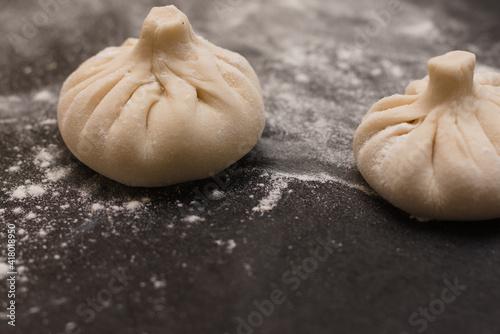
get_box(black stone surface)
[1,1,500,334]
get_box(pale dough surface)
[354,51,500,221]
[57,6,265,187]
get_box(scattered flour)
[27,306,41,315]
[0,118,18,124]
[273,170,377,196]
[251,169,377,214]
[91,203,105,211]
[214,239,237,254]
[381,60,404,78]
[64,322,77,332]
[252,177,289,213]
[7,165,20,172]
[124,201,142,210]
[243,263,252,276]
[295,72,310,83]
[13,207,23,214]
[225,239,237,254]
[27,185,46,197]
[35,148,54,168]
[210,190,225,200]
[46,168,70,182]
[153,279,167,289]
[40,119,58,126]
[399,21,440,40]
[11,186,27,199]
[33,90,56,103]
[10,184,46,199]
[183,215,205,223]
[0,263,9,279]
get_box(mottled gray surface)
[1,0,500,334]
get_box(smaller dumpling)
[353,51,500,221]
[57,6,265,187]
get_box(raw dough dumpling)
[353,51,500,221]
[58,6,265,187]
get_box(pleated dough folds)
[58,6,265,187]
[354,51,500,221]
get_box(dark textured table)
[1,1,500,333]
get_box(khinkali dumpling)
[353,51,500,221]
[57,6,265,187]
